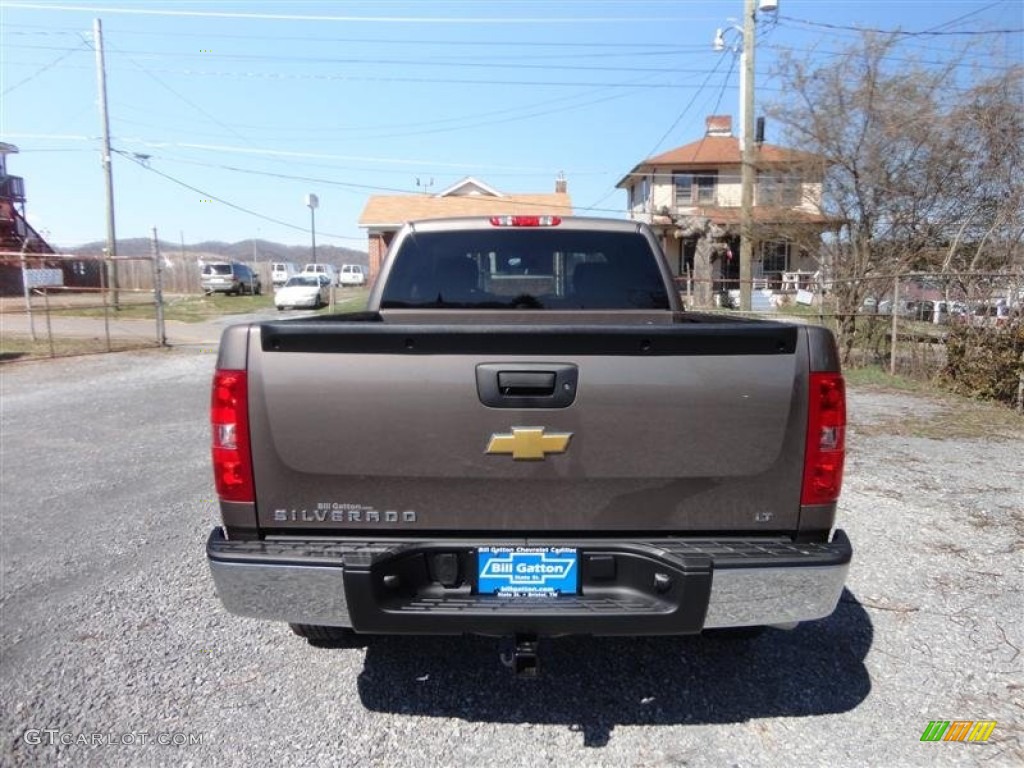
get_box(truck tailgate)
[247,320,809,533]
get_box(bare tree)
[769,33,1022,362]
[940,67,1024,300]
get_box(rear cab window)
[380,229,670,310]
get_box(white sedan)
[275,275,330,310]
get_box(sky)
[1,0,1021,251]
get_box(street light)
[306,193,319,264]
[714,0,777,311]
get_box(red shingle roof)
[617,137,823,187]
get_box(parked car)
[339,264,367,286]
[271,261,300,288]
[301,263,338,286]
[201,262,261,296]
[274,274,330,310]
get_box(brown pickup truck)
[206,215,850,675]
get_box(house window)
[673,172,717,206]
[631,177,650,210]
[758,170,802,206]
[760,241,790,274]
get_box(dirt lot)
[1,349,1022,767]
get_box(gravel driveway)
[1,349,1021,767]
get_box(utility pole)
[715,0,775,311]
[94,18,119,309]
[151,227,166,346]
[306,193,319,264]
[738,0,757,312]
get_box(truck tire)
[289,623,367,648]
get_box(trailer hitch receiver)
[500,634,540,679]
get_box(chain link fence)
[1,251,173,361]
[0,251,350,362]
[678,269,1024,410]
[4,255,1022,409]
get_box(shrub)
[942,319,1024,405]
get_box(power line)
[1,56,737,89]
[111,52,703,76]
[100,38,260,149]
[114,139,575,174]
[4,42,719,75]
[112,146,627,231]
[760,42,1019,73]
[1,39,90,96]
[921,1,1009,33]
[643,52,736,160]
[127,143,609,180]
[580,47,740,213]
[8,132,609,175]
[112,147,628,218]
[0,21,712,49]
[110,72,659,144]
[2,4,724,24]
[112,149,364,241]
[776,14,1023,37]
[33,63,738,90]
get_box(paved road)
[1,349,1021,767]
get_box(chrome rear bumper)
[207,530,851,633]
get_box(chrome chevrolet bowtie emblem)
[486,427,572,461]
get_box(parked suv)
[201,262,261,296]
[301,263,338,286]
[339,264,367,286]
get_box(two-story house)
[616,115,833,302]
[359,176,573,284]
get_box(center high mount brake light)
[489,216,562,227]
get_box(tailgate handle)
[477,363,578,409]
[497,371,556,397]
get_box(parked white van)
[271,262,300,288]
[301,263,338,286]
[339,264,367,286]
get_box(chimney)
[705,115,732,137]
[555,171,567,194]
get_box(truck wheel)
[289,624,367,648]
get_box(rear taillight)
[801,372,846,506]
[211,369,254,503]
[489,215,561,227]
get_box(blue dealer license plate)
[477,546,579,597]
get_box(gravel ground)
[1,348,1021,767]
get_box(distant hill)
[68,238,368,268]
